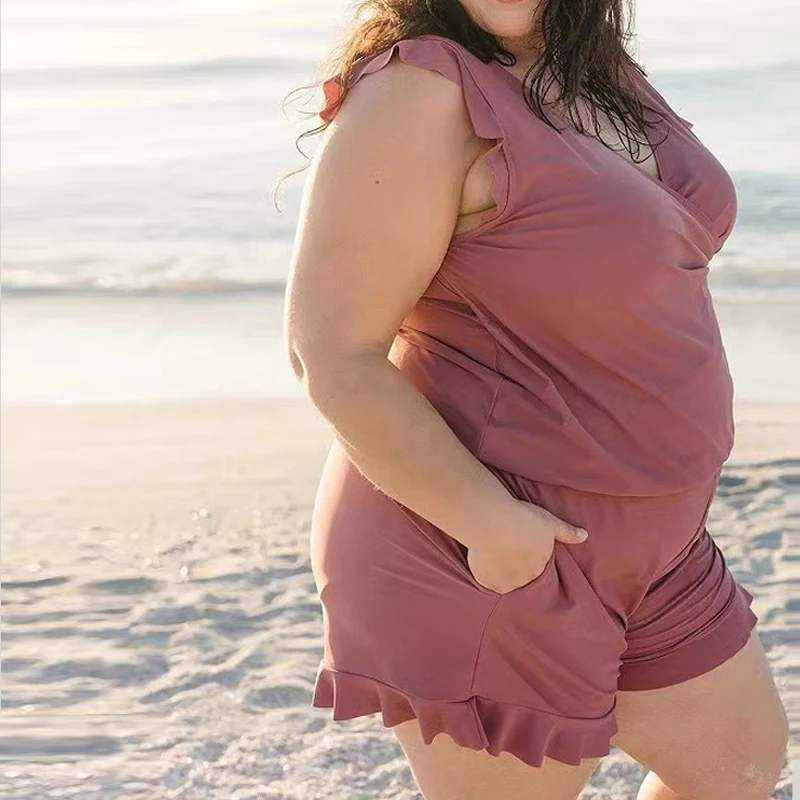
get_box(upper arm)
[285,59,475,378]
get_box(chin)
[465,0,539,41]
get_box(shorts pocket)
[454,539,558,598]
[387,493,557,598]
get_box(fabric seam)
[316,664,615,723]
[467,595,503,700]
[475,374,503,462]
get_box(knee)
[727,762,784,800]
[654,711,791,800]
[721,712,789,800]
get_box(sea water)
[2,0,799,403]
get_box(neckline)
[489,58,719,241]
[491,60,663,181]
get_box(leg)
[612,631,788,800]
[392,718,601,800]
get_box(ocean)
[2,0,799,403]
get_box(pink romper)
[310,34,759,768]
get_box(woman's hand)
[466,499,588,594]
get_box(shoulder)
[348,34,476,85]
[321,35,475,131]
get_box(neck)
[497,34,546,81]
[498,20,545,66]
[498,48,541,75]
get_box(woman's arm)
[285,59,586,589]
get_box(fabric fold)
[312,666,617,768]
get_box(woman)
[284,1,788,797]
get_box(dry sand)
[1,398,797,798]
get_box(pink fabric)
[311,35,756,769]
[311,443,757,767]
[313,669,617,767]
[321,33,739,496]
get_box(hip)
[311,438,722,622]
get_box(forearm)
[303,350,515,550]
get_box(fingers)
[553,522,588,544]
[541,508,588,544]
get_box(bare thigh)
[391,721,601,800]
[611,631,789,800]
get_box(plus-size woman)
[284,1,788,797]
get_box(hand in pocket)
[466,497,588,594]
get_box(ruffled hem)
[312,666,617,768]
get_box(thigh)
[392,718,601,800]
[617,527,760,693]
[611,631,789,800]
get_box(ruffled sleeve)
[320,74,345,126]
[318,34,513,242]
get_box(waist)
[391,332,734,496]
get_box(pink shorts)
[310,441,759,769]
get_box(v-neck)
[489,58,719,242]
[491,61,663,181]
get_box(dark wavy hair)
[273,0,666,209]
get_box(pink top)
[320,34,739,496]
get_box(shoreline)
[3,292,800,406]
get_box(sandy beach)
[0,397,796,798]
[2,0,798,795]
